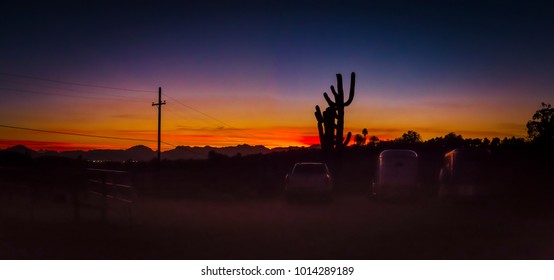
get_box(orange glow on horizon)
[0,85,538,151]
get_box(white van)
[372,149,418,197]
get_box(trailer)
[372,149,418,198]
[438,148,491,198]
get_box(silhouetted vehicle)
[438,148,491,199]
[372,149,419,198]
[285,162,333,199]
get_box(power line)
[164,105,252,145]
[161,141,176,147]
[162,94,257,142]
[0,78,151,101]
[162,93,283,146]
[0,72,154,93]
[163,94,236,127]
[0,124,159,143]
[0,87,147,102]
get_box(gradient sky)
[1,0,553,151]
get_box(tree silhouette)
[491,137,501,147]
[501,136,525,147]
[353,134,365,146]
[483,137,491,146]
[369,135,379,147]
[314,72,356,153]
[443,132,464,149]
[464,137,483,147]
[527,102,554,148]
[399,130,422,144]
[362,128,368,144]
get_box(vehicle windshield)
[294,164,327,174]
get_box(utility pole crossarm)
[152,87,166,162]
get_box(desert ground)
[1,187,553,259]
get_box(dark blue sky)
[3,1,554,92]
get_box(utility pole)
[152,87,166,162]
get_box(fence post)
[73,184,80,224]
[101,176,108,223]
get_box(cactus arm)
[330,85,339,99]
[323,92,335,107]
[336,73,344,96]
[343,132,352,146]
[344,72,355,106]
[315,105,324,123]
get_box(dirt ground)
[1,189,553,260]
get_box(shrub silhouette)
[527,102,553,152]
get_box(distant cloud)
[419,100,474,110]
[497,122,526,130]
[111,114,150,119]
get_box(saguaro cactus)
[314,72,356,152]
[315,105,336,152]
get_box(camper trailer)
[372,149,418,198]
[438,148,491,198]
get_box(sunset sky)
[1,1,553,151]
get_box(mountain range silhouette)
[0,144,314,161]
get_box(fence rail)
[84,168,138,222]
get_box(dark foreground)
[1,191,553,259]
